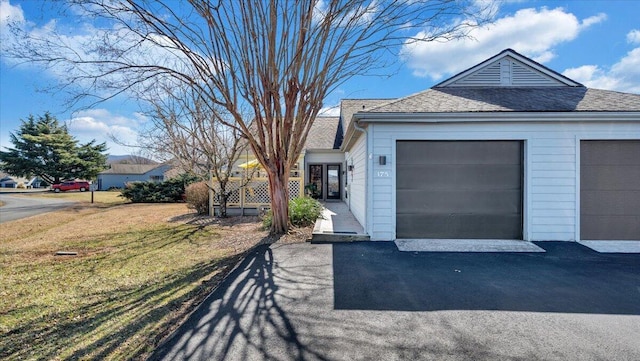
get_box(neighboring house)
[0,173,44,188]
[97,163,173,190]
[227,48,640,242]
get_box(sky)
[1,0,639,156]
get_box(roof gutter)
[354,111,640,123]
[340,118,368,152]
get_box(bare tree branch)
[4,0,495,232]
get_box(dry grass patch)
[17,191,127,205]
[0,203,280,360]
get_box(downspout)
[352,120,368,235]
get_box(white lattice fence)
[211,177,304,207]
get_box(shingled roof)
[363,87,640,113]
[304,116,343,150]
[100,163,167,175]
[340,98,394,130]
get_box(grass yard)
[0,202,273,360]
[22,190,128,205]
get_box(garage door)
[396,141,522,239]
[581,140,640,240]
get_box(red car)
[51,181,91,192]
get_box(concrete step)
[311,231,370,242]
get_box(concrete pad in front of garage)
[579,240,640,253]
[396,239,545,252]
[152,241,640,361]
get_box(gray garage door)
[581,140,640,240]
[396,141,522,239]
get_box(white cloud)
[563,47,640,93]
[0,0,26,60]
[627,29,640,44]
[67,109,142,155]
[0,0,24,28]
[581,13,607,28]
[1,1,197,95]
[0,0,24,27]
[401,7,606,80]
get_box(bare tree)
[135,83,252,217]
[4,0,494,233]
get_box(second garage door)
[396,141,523,239]
[581,140,640,240]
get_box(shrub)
[289,197,323,226]
[119,173,201,203]
[261,209,273,229]
[185,181,210,215]
[262,197,323,229]
[16,182,26,189]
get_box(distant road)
[0,194,76,223]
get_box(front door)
[308,164,341,201]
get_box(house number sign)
[376,171,390,177]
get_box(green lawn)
[0,203,267,360]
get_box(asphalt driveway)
[0,193,75,223]
[152,242,640,361]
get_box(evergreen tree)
[0,112,108,184]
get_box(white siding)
[367,121,640,241]
[305,151,344,164]
[345,134,367,230]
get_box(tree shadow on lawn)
[332,241,640,314]
[0,235,258,361]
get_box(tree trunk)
[266,168,290,234]
[219,191,228,218]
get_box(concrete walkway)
[312,202,368,241]
[579,240,640,253]
[396,239,546,253]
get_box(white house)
[221,49,639,243]
[339,48,640,242]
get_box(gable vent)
[447,57,565,87]
[511,62,559,86]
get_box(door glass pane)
[308,165,323,199]
[327,165,340,200]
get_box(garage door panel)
[397,141,522,165]
[581,141,640,165]
[581,166,640,190]
[397,214,522,239]
[581,216,640,240]
[581,140,640,240]
[581,191,640,215]
[397,190,521,214]
[397,164,522,190]
[396,140,523,239]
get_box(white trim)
[575,135,581,242]
[391,136,398,241]
[356,111,640,123]
[366,124,373,238]
[436,49,582,87]
[524,139,532,241]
